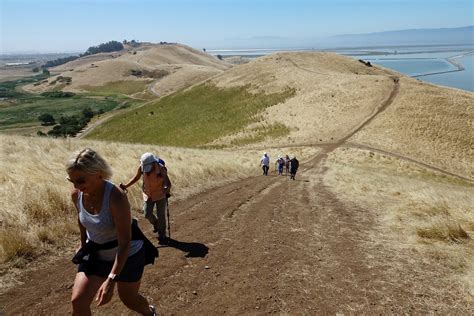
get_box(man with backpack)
[120,152,172,244]
[289,156,299,180]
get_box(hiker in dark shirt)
[289,156,299,180]
[284,155,290,174]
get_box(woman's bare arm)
[71,189,86,247]
[96,185,132,306]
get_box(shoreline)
[412,51,473,78]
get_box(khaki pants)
[143,197,167,238]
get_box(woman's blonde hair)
[65,148,113,179]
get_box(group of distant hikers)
[260,152,299,180]
[66,148,169,315]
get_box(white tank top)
[78,181,143,261]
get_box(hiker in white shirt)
[260,152,270,176]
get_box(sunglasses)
[66,176,87,185]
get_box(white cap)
[140,152,156,173]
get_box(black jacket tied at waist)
[72,219,158,265]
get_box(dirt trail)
[1,76,471,314]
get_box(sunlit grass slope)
[81,80,151,96]
[86,84,295,147]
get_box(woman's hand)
[96,278,115,306]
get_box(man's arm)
[120,166,142,190]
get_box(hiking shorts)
[77,246,145,282]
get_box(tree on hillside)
[82,107,94,119]
[82,41,124,56]
[38,113,56,126]
[43,56,79,69]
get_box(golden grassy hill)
[22,43,230,95]
[349,77,473,177]
[89,52,398,147]
[206,52,397,146]
[200,52,472,181]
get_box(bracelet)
[108,273,117,281]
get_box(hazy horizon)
[1,0,473,53]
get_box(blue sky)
[1,0,473,52]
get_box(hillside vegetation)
[88,52,397,147]
[87,84,295,147]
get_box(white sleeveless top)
[78,181,143,261]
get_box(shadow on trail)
[159,238,209,258]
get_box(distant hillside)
[324,26,474,47]
[23,43,230,97]
[87,52,396,147]
[87,51,473,177]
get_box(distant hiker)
[289,156,299,180]
[66,148,157,315]
[260,152,270,176]
[284,155,290,174]
[277,156,285,175]
[120,152,172,245]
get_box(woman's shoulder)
[109,183,129,205]
[70,189,81,211]
[70,188,80,200]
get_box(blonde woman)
[66,148,156,315]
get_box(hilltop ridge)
[22,43,230,96]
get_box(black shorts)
[78,246,145,282]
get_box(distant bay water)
[208,45,474,92]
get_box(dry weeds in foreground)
[0,134,317,268]
[323,147,474,303]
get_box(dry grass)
[150,64,224,97]
[0,134,317,266]
[81,80,151,95]
[207,52,395,146]
[350,77,474,177]
[323,147,474,298]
